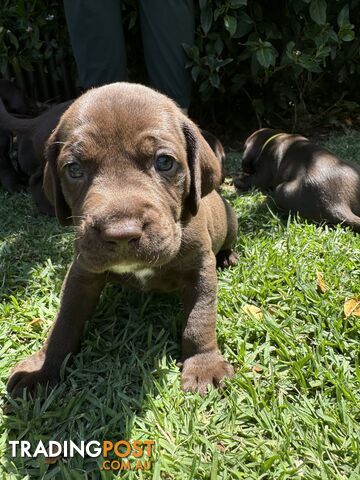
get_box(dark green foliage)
[189,0,360,128]
[0,0,77,99]
[0,1,359,126]
[0,1,65,75]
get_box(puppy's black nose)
[99,221,142,245]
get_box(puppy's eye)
[154,155,175,172]
[66,161,84,178]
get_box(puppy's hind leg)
[216,198,239,269]
[329,208,360,233]
[274,181,302,213]
[276,182,360,232]
[274,180,321,222]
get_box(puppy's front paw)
[181,351,234,396]
[233,173,251,191]
[216,249,238,269]
[7,350,59,398]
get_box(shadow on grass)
[0,190,73,298]
[226,187,286,239]
[0,189,187,477]
[3,284,184,478]
[0,188,192,477]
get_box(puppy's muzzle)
[76,216,147,271]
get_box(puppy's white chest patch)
[133,268,155,282]
[109,264,154,284]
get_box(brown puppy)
[7,83,238,397]
[0,100,72,214]
[235,128,360,231]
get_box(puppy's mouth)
[74,218,182,274]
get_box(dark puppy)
[235,128,360,231]
[201,129,226,183]
[0,79,38,115]
[0,80,39,192]
[7,83,238,397]
[0,100,72,214]
[0,130,21,193]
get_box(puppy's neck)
[260,133,285,154]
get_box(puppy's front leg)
[7,262,106,397]
[181,254,234,395]
[233,173,255,191]
[234,170,272,191]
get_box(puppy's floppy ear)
[200,128,225,183]
[43,130,72,226]
[183,121,222,216]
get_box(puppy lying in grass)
[235,128,360,232]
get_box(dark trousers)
[63,0,194,108]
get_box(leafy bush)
[0,1,65,74]
[0,0,359,128]
[0,0,141,101]
[187,0,360,128]
[0,0,76,100]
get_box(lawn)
[0,132,359,479]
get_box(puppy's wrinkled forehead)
[60,83,184,159]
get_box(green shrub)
[0,1,66,74]
[0,0,76,99]
[0,0,359,127]
[187,0,360,128]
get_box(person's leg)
[63,0,127,89]
[138,0,194,110]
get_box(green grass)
[1,132,360,479]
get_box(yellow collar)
[260,133,284,153]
